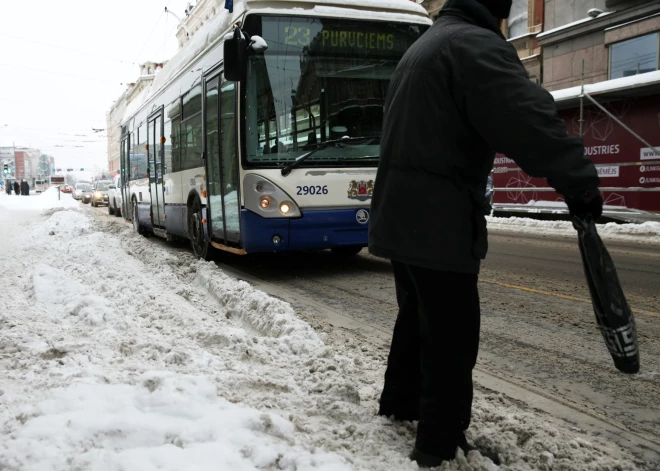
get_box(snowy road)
[211,233,660,466]
[1,193,655,470]
[86,200,660,467]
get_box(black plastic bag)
[573,216,640,374]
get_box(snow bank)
[194,261,324,355]
[4,373,349,471]
[0,204,643,470]
[487,216,660,244]
[0,188,77,222]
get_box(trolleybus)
[119,0,430,258]
[50,175,66,189]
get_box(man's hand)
[566,189,604,220]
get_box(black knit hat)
[476,0,513,18]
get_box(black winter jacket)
[368,0,599,274]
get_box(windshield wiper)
[280,136,379,177]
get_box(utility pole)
[579,60,585,137]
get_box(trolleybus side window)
[168,100,180,172]
[163,120,172,175]
[131,125,147,180]
[147,120,155,178]
[179,84,203,171]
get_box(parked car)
[81,186,94,204]
[72,183,91,200]
[108,174,123,217]
[90,180,111,207]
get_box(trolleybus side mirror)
[224,29,247,82]
[248,35,268,54]
[224,30,268,81]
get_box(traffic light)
[2,164,8,175]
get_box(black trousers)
[380,262,480,456]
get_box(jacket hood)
[438,0,506,40]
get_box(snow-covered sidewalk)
[0,192,642,470]
[487,215,660,245]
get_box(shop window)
[610,33,659,80]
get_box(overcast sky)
[0,0,193,173]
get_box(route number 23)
[285,27,311,47]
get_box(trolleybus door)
[219,81,240,242]
[148,112,165,227]
[120,135,131,218]
[204,75,241,244]
[205,76,225,241]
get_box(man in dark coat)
[369,0,603,466]
[13,181,20,196]
[21,180,29,196]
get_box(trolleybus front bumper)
[241,208,369,253]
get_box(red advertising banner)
[14,151,26,180]
[492,94,660,211]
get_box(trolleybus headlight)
[244,174,301,218]
[272,235,282,245]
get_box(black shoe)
[409,447,454,468]
[410,443,500,467]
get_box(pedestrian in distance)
[368,0,603,467]
[13,181,20,196]
[5,181,11,195]
[21,179,30,196]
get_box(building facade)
[106,62,165,176]
[488,0,660,212]
[1,146,44,184]
[176,0,226,49]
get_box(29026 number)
[297,185,328,196]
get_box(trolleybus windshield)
[243,15,426,168]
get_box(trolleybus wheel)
[331,246,363,256]
[189,197,209,260]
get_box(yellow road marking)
[481,279,659,318]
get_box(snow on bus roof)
[123,0,430,125]
[247,0,429,16]
[551,70,660,102]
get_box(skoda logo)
[356,209,369,224]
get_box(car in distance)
[108,174,123,217]
[90,180,111,207]
[72,183,91,200]
[81,185,94,204]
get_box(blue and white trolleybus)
[119,0,430,258]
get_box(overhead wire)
[0,32,140,66]
[0,63,121,84]
[134,10,166,64]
